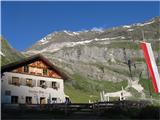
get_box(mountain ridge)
[1,17,160,103]
[25,17,159,54]
[23,16,160,103]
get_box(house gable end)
[1,55,67,79]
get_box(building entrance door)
[40,97,46,104]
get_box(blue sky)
[1,1,159,51]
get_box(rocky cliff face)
[25,17,159,80]
[24,17,160,102]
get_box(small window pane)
[52,82,58,89]
[26,79,33,87]
[52,98,57,103]
[43,69,47,75]
[12,77,20,86]
[40,80,46,88]
[26,96,32,104]
[5,90,11,96]
[24,65,29,73]
[11,96,18,104]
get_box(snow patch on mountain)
[26,35,127,54]
[123,25,131,28]
[108,36,126,40]
[127,29,134,32]
[63,30,75,36]
[136,20,155,27]
[63,30,80,36]
[26,37,116,54]
[73,32,80,35]
[91,27,104,32]
[94,36,125,41]
[39,38,49,45]
[30,35,127,54]
[38,33,56,45]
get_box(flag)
[140,41,160,93]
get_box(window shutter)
[45,81,48,88]
[50,81,52,88]
[33,79,36,87]
[37,80,40,87]
[57,82,60,89]
[21,78,26,86]
[8,76,12,84]
[47,81,51,88]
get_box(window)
[52,98,57,103]
[11,96,18,104]
[5,90,11,96]
[24,65,29,73]
[26,96,32,104]
[40,97,46,104]
[12,77,20,86]
[26,79,33,87]
[40,80,46,88]
[52,82,58,89]
[43,69,47,75]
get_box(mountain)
[1,37,24,66]
[26,17,159,54]
[19,17,160,103]
[24,17,160,103]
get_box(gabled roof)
[1,54,68,80]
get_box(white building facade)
[1,55,67,104]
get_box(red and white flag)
[140,41,160,93]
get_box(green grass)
[150,41,160,51]
[72,74,128,92]
[88,40,160,52]
[106,41,140,50]
[1,37,24,66]
[134,57,145,62]
[64,84,98,103]
[139,78,160,105]
[139,78,157,97]
[127,87,141,99]
[104,65,130,76]
[64,74,128,103]
[64,73,160,104]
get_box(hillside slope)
[1,37,24,66]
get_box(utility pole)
[142,30,145,41]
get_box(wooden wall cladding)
[29,61,48,69]
[11,60,62,79]
[48,70,61,79]
[12,67,23,73]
